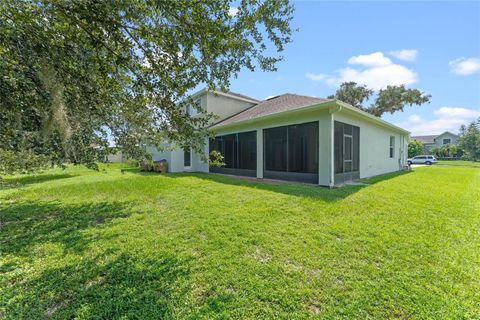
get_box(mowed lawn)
[1,163,479,319]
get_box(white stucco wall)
[147,144,171,163]
[148,91,256,173]
[333,109,409,179]
[205,92,256,124]
[106,152,126,163]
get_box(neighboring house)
[106,151,126,163]
[411,131,459,151]
[147,89,410,186]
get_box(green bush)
[0,149,50,174]
[408,139,423,158]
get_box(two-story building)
[147,88,410,187]
[411,131,459,151]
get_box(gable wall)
[205,92,257,123]
[434,132,459,147]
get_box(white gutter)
[335,100,410,135]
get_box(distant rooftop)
[412,131,459,144]
[411,135,437,144]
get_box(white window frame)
[187,98,201,117]
[184,147,192,169]
[443,138,451,145]
[389,136,395,158]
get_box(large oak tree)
[0,0,294,172]
[328,82,431,117]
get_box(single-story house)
[148,89,410,187]
[411,131,459,151]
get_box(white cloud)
[449,57,480,75]
[434,106,480,118]
[333,64,417,90]
[228,7,239,16]
[389,49,418,62]
[395,107,480,135]
[305,72,327,81]
[306,51,418,90]
[347,52,392,67]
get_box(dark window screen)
[334,122,344,174]
[184,148,191,167]
[264,126,287,171]
[209,136,223,161]
[334,121,360,174]
[222,134,236,168]
[344,136,352,161]
[264,122,318,173]
[238,131,257,170]
[288,122,318,173]
[210,131,256,170]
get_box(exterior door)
[343,134,353,181]
[334,121,360,184]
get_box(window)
[443,138,451,145]
[184,147,191,167]
[186,99,201,116]
[288,122,319,173]
[264,122,318,173]
[264,126,287,171]
[209,131,257,170]
[237,131,257,170]
[389,136,395,158]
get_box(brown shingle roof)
[212,93,332,128]
[411,135,437,144]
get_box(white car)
[407,155,438,165]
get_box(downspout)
[329,102,342,188]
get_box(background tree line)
[408,117,480,161]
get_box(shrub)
[0,149,50,174]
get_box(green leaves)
[371,85,431,117]
[331,82,431,117]
[0,0,294,170]
[458,118,480,161]
[408,140,423,158]
[328,82,373,110]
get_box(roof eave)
[335,100,410,135]
[211,98,410,136]
[190,88,259,104]
[211,100,336,130]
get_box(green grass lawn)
[1,164,479,319]
[437,160,480,168]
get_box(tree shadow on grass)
[0,174,76,190]
[166,170,412,202]
[3,253,191,319]
[0,200,131,257]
